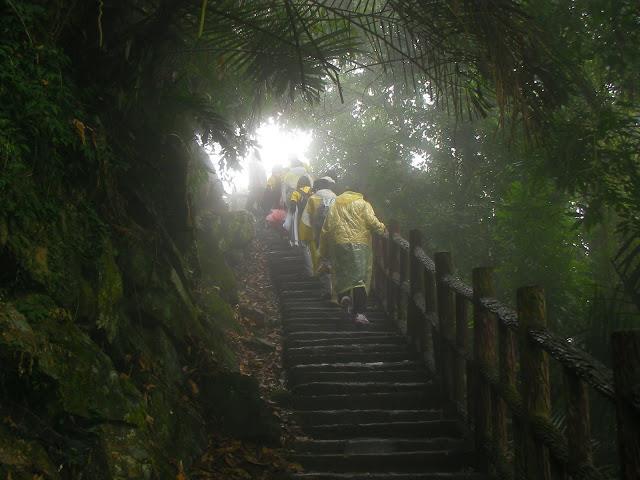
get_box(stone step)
[282,307,344,316]
[292,437,471,455]
[280,301,342,309]
[270,267,310,276]
[287,343,411,355]
[277,279,321,287]
[280,290,334,298]
[285,331,408,341]
[282,318,392,328]
[267,235,483,480]
[280,294,379,305]
[303,419,461,440]
[288,360,427,373]
[289,368,430,385]
[282,309,387,318]
[270,254,304,260]
[284,323,396,333]
[281,302,338,310]
[278,284,324,292]
[290,473,487,480]
[292,381,434,396]
[292,449,475,473]
[286,335,407,348]
[271,270,316,277]
[293,391,441,410]
[296,409,444,427]
[287,351,416,365]
[280,308,389,321]
[282,314,390,323]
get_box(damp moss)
[9,295,145,422]
[97,239,124,342]
[0,424,59,480]
[218,210,256,252]
[0,216,8,247]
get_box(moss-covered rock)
[0,13,274,478]
[199,288,238,332]
[97,239,125,342]
[98,424,154,480]
[0,424,59,480]
[0,298,163,477]
[0,216,8,247]
[195,216,238,301]
[218,210,256,253]
[4,296,145,422]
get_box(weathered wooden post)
[496,308,517,465]
[472,267,497,471]
[611,330,640,480]
[408,230,424,350]
[386,221,400,320]
[564,371,592,471]
[435,252,456,406]
[372,234,382,300]
[454,293,468,415]
[398,245,409,332]
[518,286,551,480]
[424,264,438,374]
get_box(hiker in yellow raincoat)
[319,189,385,324]
[281,158,310,207]
[286,175,313,272]
[263,165,285,210]
[300,177,337,298]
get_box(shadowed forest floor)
[187,224,303,480]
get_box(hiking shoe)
[340,296,353,323]
[340,296,352,312]
[354,314,370,325]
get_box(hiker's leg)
[319,272,332,299]
[352,287,367,315]
[301,242,313,276]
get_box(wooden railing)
[371,223,640,480]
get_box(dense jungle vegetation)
[0,0,638,478]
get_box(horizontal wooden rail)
[528,328,617,404]
[371,226,640,480]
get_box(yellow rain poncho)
[319,191,385,294]
[285,185,311,245]
[300,189,336,272]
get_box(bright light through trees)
[209,118,313,193]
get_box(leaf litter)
[186,225,304,479]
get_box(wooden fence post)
[408,230,424,351]
[518,286,551,480]
[472,267,497,471]
[372,234,383,300]
[564,371,592,471]
[435,252,456,406]
[611,330,640,480]
[455,293,468,416]
[386,220,400,321]
[496,308,517,467]
[424,266,437,374]
[398,246,409,332]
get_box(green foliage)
[4,296,145,421]
[492,180,589,331]
[296,67,623,335]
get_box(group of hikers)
[250,156,386,326]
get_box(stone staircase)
[266,232,488,480]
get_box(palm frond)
[180,0,570,128]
